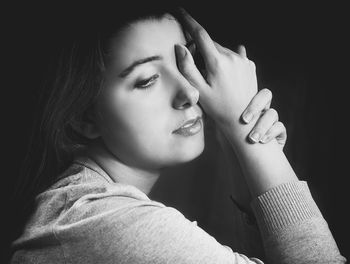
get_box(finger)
[237,45,247,58]
[248,108,279,143]
[175,44,209,92]
[260,121,287,148]
[213,41,250,61]
[213,41,238,56]
[178,8,220,72]
[241,88,273,123]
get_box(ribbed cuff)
[251,181,322,238]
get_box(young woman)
[10,5,346,264]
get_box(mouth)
[172,116,203,137]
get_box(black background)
[4,1,349,262]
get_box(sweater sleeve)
[251,180,346,264]
[54,191,263,264]
[53,181,346,264]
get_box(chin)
[170,141,205,165]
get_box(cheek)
[94,85,205,168]
[96,97,181,168]
[96,91,172,148]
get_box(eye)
[134,74,160,89]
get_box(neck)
[86,139,161,196]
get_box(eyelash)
[133,42,194,90]
[134,74,160,89]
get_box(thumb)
[175,44,209,93]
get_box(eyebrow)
[117,40,195,78]
[118,56,163,78]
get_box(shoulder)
[25,156,164,231]
[53,184,234,264]
[44,156,165,216]
[49,161,217,263]
[16,157,251,263]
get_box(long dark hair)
[10,2,182,246]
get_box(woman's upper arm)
[54,197,262,264]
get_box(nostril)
[173,89,199,110]
[182,102,192,109]
[174,99,191,110]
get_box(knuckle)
[181,60,192,73]
[189,89,199,103]
[213,55,221,67]
[214,56,225,71]
[227,51,237,61]
[248,60,256,70]
[194,27,208,41]
[277,121,286,130]
[272,121,285,133]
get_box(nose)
[172,78,199,110]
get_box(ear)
[71,113,100,140]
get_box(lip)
[172,116,202,136]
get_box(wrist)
[217,118,298,197]
[217,115,255,148]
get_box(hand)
[176,9,297,199]
[216,89,287,211]
[176,9,258,133]
[241,88,287,149]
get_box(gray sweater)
[11,156,346,263]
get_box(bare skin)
[80,15,288,198]
[176,9,298,197]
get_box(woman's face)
[94,15,205,170]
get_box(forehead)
[108,15,186,71]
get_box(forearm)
[220,118,346,263]
[219,117,298,198]
[251,181,347,264]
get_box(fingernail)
[175,44,187,60]
[242,112,253,123]
[249,131,260,142]
[260,135,269,143]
